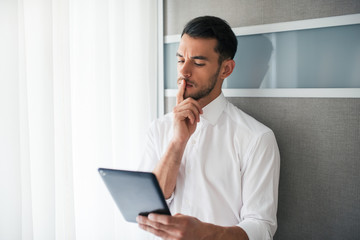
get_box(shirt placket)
[181,122,204,213]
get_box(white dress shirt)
[140,93,280,240]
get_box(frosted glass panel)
[164,24,360,89]
[164,42,179,89]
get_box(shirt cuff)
[165,192,174,205]
[237,220,271,240]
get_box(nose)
[178,60,192,78]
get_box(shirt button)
[192,139,196,145]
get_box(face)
[176,34,223,105]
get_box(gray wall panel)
[164,0,360,35]
[165,96,360,239]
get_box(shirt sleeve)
[137,120,160,172]
[165,192,175,205]
[238,131,280,240]
[138,120,175,207]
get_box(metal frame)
[159,13,360,101]
[157,0,164,116]
[164,13,360,43]
[165,89,360,98]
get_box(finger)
[174,109,197,125]
[137,215,178,239]
[176,79,185,105]
[137,214,174,229]
[174,101,202,122]
[148,213,174,225]
[138,223,173,239]
[180,98,203,115]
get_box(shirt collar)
[200,92,227,126]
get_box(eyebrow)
[176,52,209,61]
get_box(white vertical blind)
[0,0,158,239]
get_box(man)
[137,16,280,240]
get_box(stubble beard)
[181,66,221,101]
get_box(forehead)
[177,34,218,58]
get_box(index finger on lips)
[176,79,185,105]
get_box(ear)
[220,59,235,79]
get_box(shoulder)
[151,112,173,129]
[147,112,174,139]
[223,100,273,137]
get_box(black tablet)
[98,168,171,222]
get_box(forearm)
[153,139,187,198]
[203,223,249,240]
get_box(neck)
[198,89,222,108]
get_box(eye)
[194,62,205,67]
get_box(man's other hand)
[137,213,207,240]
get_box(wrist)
[169,138,188,154]
[201,223,249,240]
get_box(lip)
[185,83,193,88]
[177,78,195,88]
